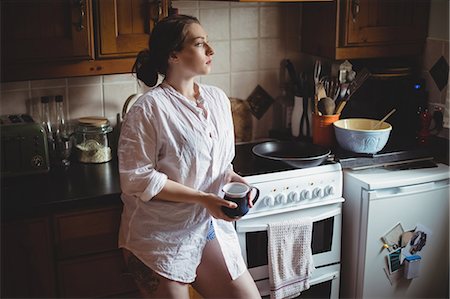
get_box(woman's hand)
[199,193,240,222]
[226,170,255,208]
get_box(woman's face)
[172,23,214,76]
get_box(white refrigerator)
[341,163,449,298]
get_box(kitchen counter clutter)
[1,136,448,221]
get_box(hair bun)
[133,49,159,87]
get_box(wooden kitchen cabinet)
[1,218,57,298]
[301,0,430,59]
[1,0,94,63]
[1,0,169,82]
[54,206,138,298]
[96,0,165,58]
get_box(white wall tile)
[201,73,230,96]
[260,6,283,38]
[103,73,136,84]
[68,76,102,86]
[200,8,230,41]
[178,8,199,18]
[231,39,258,72]
[258,69,280,98]
[230,71,258,99]
[423,38,444,71]
[68,85,103,120]
[199,1,229,9]
[0,90,29,115]
[230,7,258,39]
[1,81,29,91]
[210,40,230,74]
[259,38,285,70]
[172,1,198,10]
[30,78,66,89]
[103,82,137,125]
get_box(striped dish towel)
[268,218,314,299]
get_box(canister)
[74,116,112,163]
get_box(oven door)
[235,202,342,297]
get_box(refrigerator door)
[358,180,449,298]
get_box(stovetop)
[234,139,436,175]
[233,141,295,176]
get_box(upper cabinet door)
[1,0,94,63]
[96,0,165,59]
[344,0,429,46]
[301,0,429,60]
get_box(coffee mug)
[221,182,260,218]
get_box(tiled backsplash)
[0,1,302,140]
[422,37,449,138]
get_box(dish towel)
[268,218,315,299]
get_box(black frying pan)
[252,141,331,168]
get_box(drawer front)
[54,207,121,258]
[58,250,137,298]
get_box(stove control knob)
[275,193,287,205]
[288,191,299,202]
[313,187,323,198]
[300,190,311,200]
[264,195,275,207]
[324,185,334,196]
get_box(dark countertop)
[1,158,122,221]
[2,136,448,222]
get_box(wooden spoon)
[373,108,396,129]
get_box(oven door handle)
[310,270,340,285]
[236,207,341,233]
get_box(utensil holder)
[312,113,340,147]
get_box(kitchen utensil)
[318,97,336,116]
[252,141,331,168]
[285,59,302,96]
[299,73,311,138]
[333,118,392,154]
[291,96,303,137]
[334,68,371,114]
[313,60,322,114]
[373,108,396,129]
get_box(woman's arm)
[154,179,238,221]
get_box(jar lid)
[76,116,112,134]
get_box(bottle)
[54,95,71,167]
[41,96,56,164]
[40,96,53,138]
[55,95,67,139]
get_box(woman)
[118,14,261,299]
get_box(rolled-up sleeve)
[118,102,167,202]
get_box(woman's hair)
[133,14,200,87]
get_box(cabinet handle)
[352,0,360,23]
[74,0,85,31]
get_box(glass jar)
[74,117,113,163]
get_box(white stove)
[233,142,344,298]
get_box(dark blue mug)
[221,182,259,218]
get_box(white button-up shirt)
[118,83,247,283]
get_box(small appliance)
[1,114,50,177]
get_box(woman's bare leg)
[192,238,261,299]
[123,249,190,299]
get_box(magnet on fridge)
[404,255,421,279]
